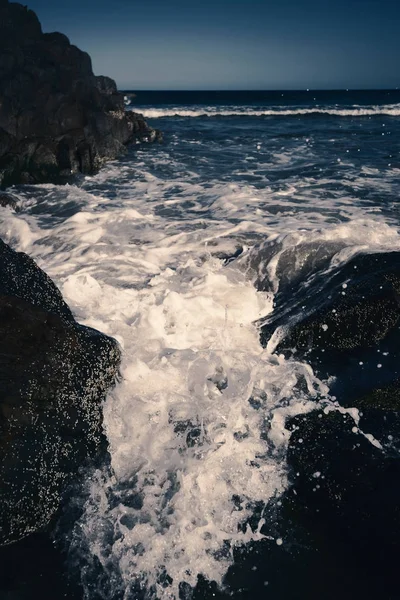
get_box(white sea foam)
[135,103,400,119]
[1,138,397,597]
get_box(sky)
[26,0,400,90]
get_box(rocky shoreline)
[1,1,400,598]
[0,0,156,558]
[0,0,161,188]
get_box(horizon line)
[119,87,400,92]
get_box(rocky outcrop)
[0,0,161,188]
[0,238,121,545]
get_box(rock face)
[0,0,161,188]
[0,238,121,545]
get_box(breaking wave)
[135,104,400,119]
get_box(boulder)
[222,246,400,596]
[0,238,121,545]
[0,0,162,188]
[260,251,400,407]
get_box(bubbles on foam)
[135,103,400,119]
[69,257,326,599]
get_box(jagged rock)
[0,238,121,545]
[0,0,162,188]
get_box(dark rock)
[228,244,400,597]
[191,408,400,600]
[0,238,121,545]
[0,0,162,188]
[260,251,400,406]
[286,409,395,515]
[355,379,400,411]
[0,532,83,599]
[0,191,19,210]
[271,408,400,599]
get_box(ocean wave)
[135,104,400,118]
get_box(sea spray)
[1,91,399,597]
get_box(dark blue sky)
[26,0,399,90]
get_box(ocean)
[1,89,400,599]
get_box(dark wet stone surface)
[0,238,120,546]
[0,1,161,188]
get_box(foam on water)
[135,103,400,119]
[71,260,326,598]
[1,122,399,597]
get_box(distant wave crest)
[135,104,400,119]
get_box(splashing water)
[2,93,400,597]
[70,254,330,599]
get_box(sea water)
[1,89,400,599]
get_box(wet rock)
[0,191,19,210]
[0,0,162,188]
[286,409,400,588]
[261,252,400,406]
[235,408,400,600]
[0,238,121,545]
[0,532,83,599]
[191,407,400,600]
[354,379,400,411]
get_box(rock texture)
[259,251,400,407]
[0,238,121,545]
[277,407,400,600]
[0,0,161,188]
[268,252,400,355]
